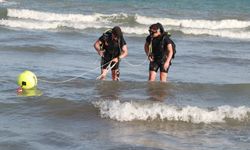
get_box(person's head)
[149,23,164,37]
[112,26,123,41]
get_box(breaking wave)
[135,14,250,30]
[93,100,250,124]
[1,8,250,40]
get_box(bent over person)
[144,23,175,82]
[94,26,128,81]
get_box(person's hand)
[164,61,170,70]
[112,57,119,63]
[148,55,154,62]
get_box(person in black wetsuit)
[144,23,174,82]
[94,26,128,81]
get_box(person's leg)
[100,69,108,80]
[160,72,168,82]
[149,71,157,81]
[159,62,170,82]
[111,62,120,81]
[149,61,159,81]
[112,69,120,81]
[99,57,109,80]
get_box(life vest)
[148,32,176,62]
[100,29,122,59]
[160,32,176,59]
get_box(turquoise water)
[1,0,250,149]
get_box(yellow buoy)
[17,70,37,90]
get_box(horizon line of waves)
[135,14,250,30]
[93,100,250,124]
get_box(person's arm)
[144,42,150,56]
[112,44,128,63]
[119,44,128,59]
[166,44,173,64]
[164,43,173,69]
[94,40,104,57]
[144,42,154,61]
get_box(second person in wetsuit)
[144,23,174,82]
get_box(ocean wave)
[179,28,250,40]
[0,19,109,30]
[93,100,250,124]
[135,14,250,30]
[7,8,128,24]
[7,8,102,22]
[2,8,250,40]
[7,9,250,30]
[2,19,249,40]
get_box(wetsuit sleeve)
[164,36,172,45]
[120,36,127,47]
[146,35,151,43]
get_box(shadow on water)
[94,80,173,102]
[95,81,173,102]
[146,82,170,102]
[95,81,122,100]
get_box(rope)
[96,61,117,80]
[38,60,113,84]
[123,59,147,67]
[38,57,149,84]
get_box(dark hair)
[156,22,164,33]
[112,26,123,38]
[149,23,164,33]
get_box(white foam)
[136,14,250,30]
[93,100,250,123]
[2,8,250,40]
[0,19,110,30]
[180,28,250,40]
[7,8,126,23]
[0,0,6,2]
[7,9,101,22]
[122,26,148,35]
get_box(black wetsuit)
[99,32,126,70]
[146,34,172,73]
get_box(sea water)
[1,0,250,149]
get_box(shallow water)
[1,0,250,149]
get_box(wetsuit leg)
[149,61,160,72]
[111,61,120,71]
[159,61,170,73]
[101,57,110,69]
